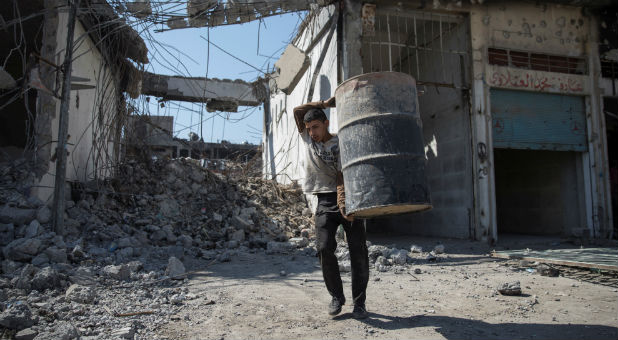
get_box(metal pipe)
[52,0,80,236]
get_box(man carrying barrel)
[293,97,369,319]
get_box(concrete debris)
[3,238,43,261]
[537,264,560,277]
[498,281,522,296]
[166,256,186,278]
[339,260,351,272]
[0,302,36,330]
[111,326,135,339]
[392,250,409,265]
[102,264,130,281]
[33,321,79,340]
[0,205,36,225]
[0,158,316,337]
[15,328,38,340]
[30,267,63,291]
[410,245,423,253]
[65,284,96,304]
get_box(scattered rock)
[0,223,15,246]
[339,260,351,272]
[392,250,409,265]
[31,253,50,266]
[266,241,293,254]
[24,220,41,238]
[102,264,130,281]
[537,264,560,277]
[33,321,79,340]
[497,281,522,296]
[410,245,423,253]
[230,229,245,242]
[15,328,38,340]
[44,246,67,264]
[111,327,135,339]
[65,284,96,304]
[36,207,51,224]
[165,256,185,278]
[0,205,36,225]
[3,238,42,261]
[433,244,445,254]
[31,267,62,291]
[0,302,36,330]
[288,237,309,248]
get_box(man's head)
[304,109,330,142]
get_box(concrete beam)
[141,72,267,110]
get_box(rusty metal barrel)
[335,72,431,218]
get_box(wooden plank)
[492,248,618,272]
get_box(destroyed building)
[0,0,147,202]
[263,0,618,243]
[124,114,258,162]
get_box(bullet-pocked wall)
[359,6,474,238]
[470,1,613,240]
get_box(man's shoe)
[328,296,345,316]
[352,304,368,319]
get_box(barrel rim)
[350,202,432,217]
[335,71,417,93]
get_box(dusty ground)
[157,235,618,340]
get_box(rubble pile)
[0,158,315,339]
[335,239,448,273]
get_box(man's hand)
[340,206,354,222]
[322,96,336,108]
[293,96,336,133]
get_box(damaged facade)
[0,0,148,202]
[263,0,618,242]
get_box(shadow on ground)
[334,313,618,340]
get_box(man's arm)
[293,96,336,133]
[336,171,353,221]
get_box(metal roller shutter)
[491,89,587,152]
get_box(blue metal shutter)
[490,89,587,151]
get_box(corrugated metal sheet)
[491,89,587,151]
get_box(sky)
[138,11,306,145]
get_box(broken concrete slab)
[274,44,310,95]
[141,72,266,109]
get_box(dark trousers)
[315,193,369,306]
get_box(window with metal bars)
[601,60,618,79]
[488,48,587,75]
[360,10,470,89]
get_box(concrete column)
[469,5,497,244]
[586,16,613,238]
[342,0,362,80]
